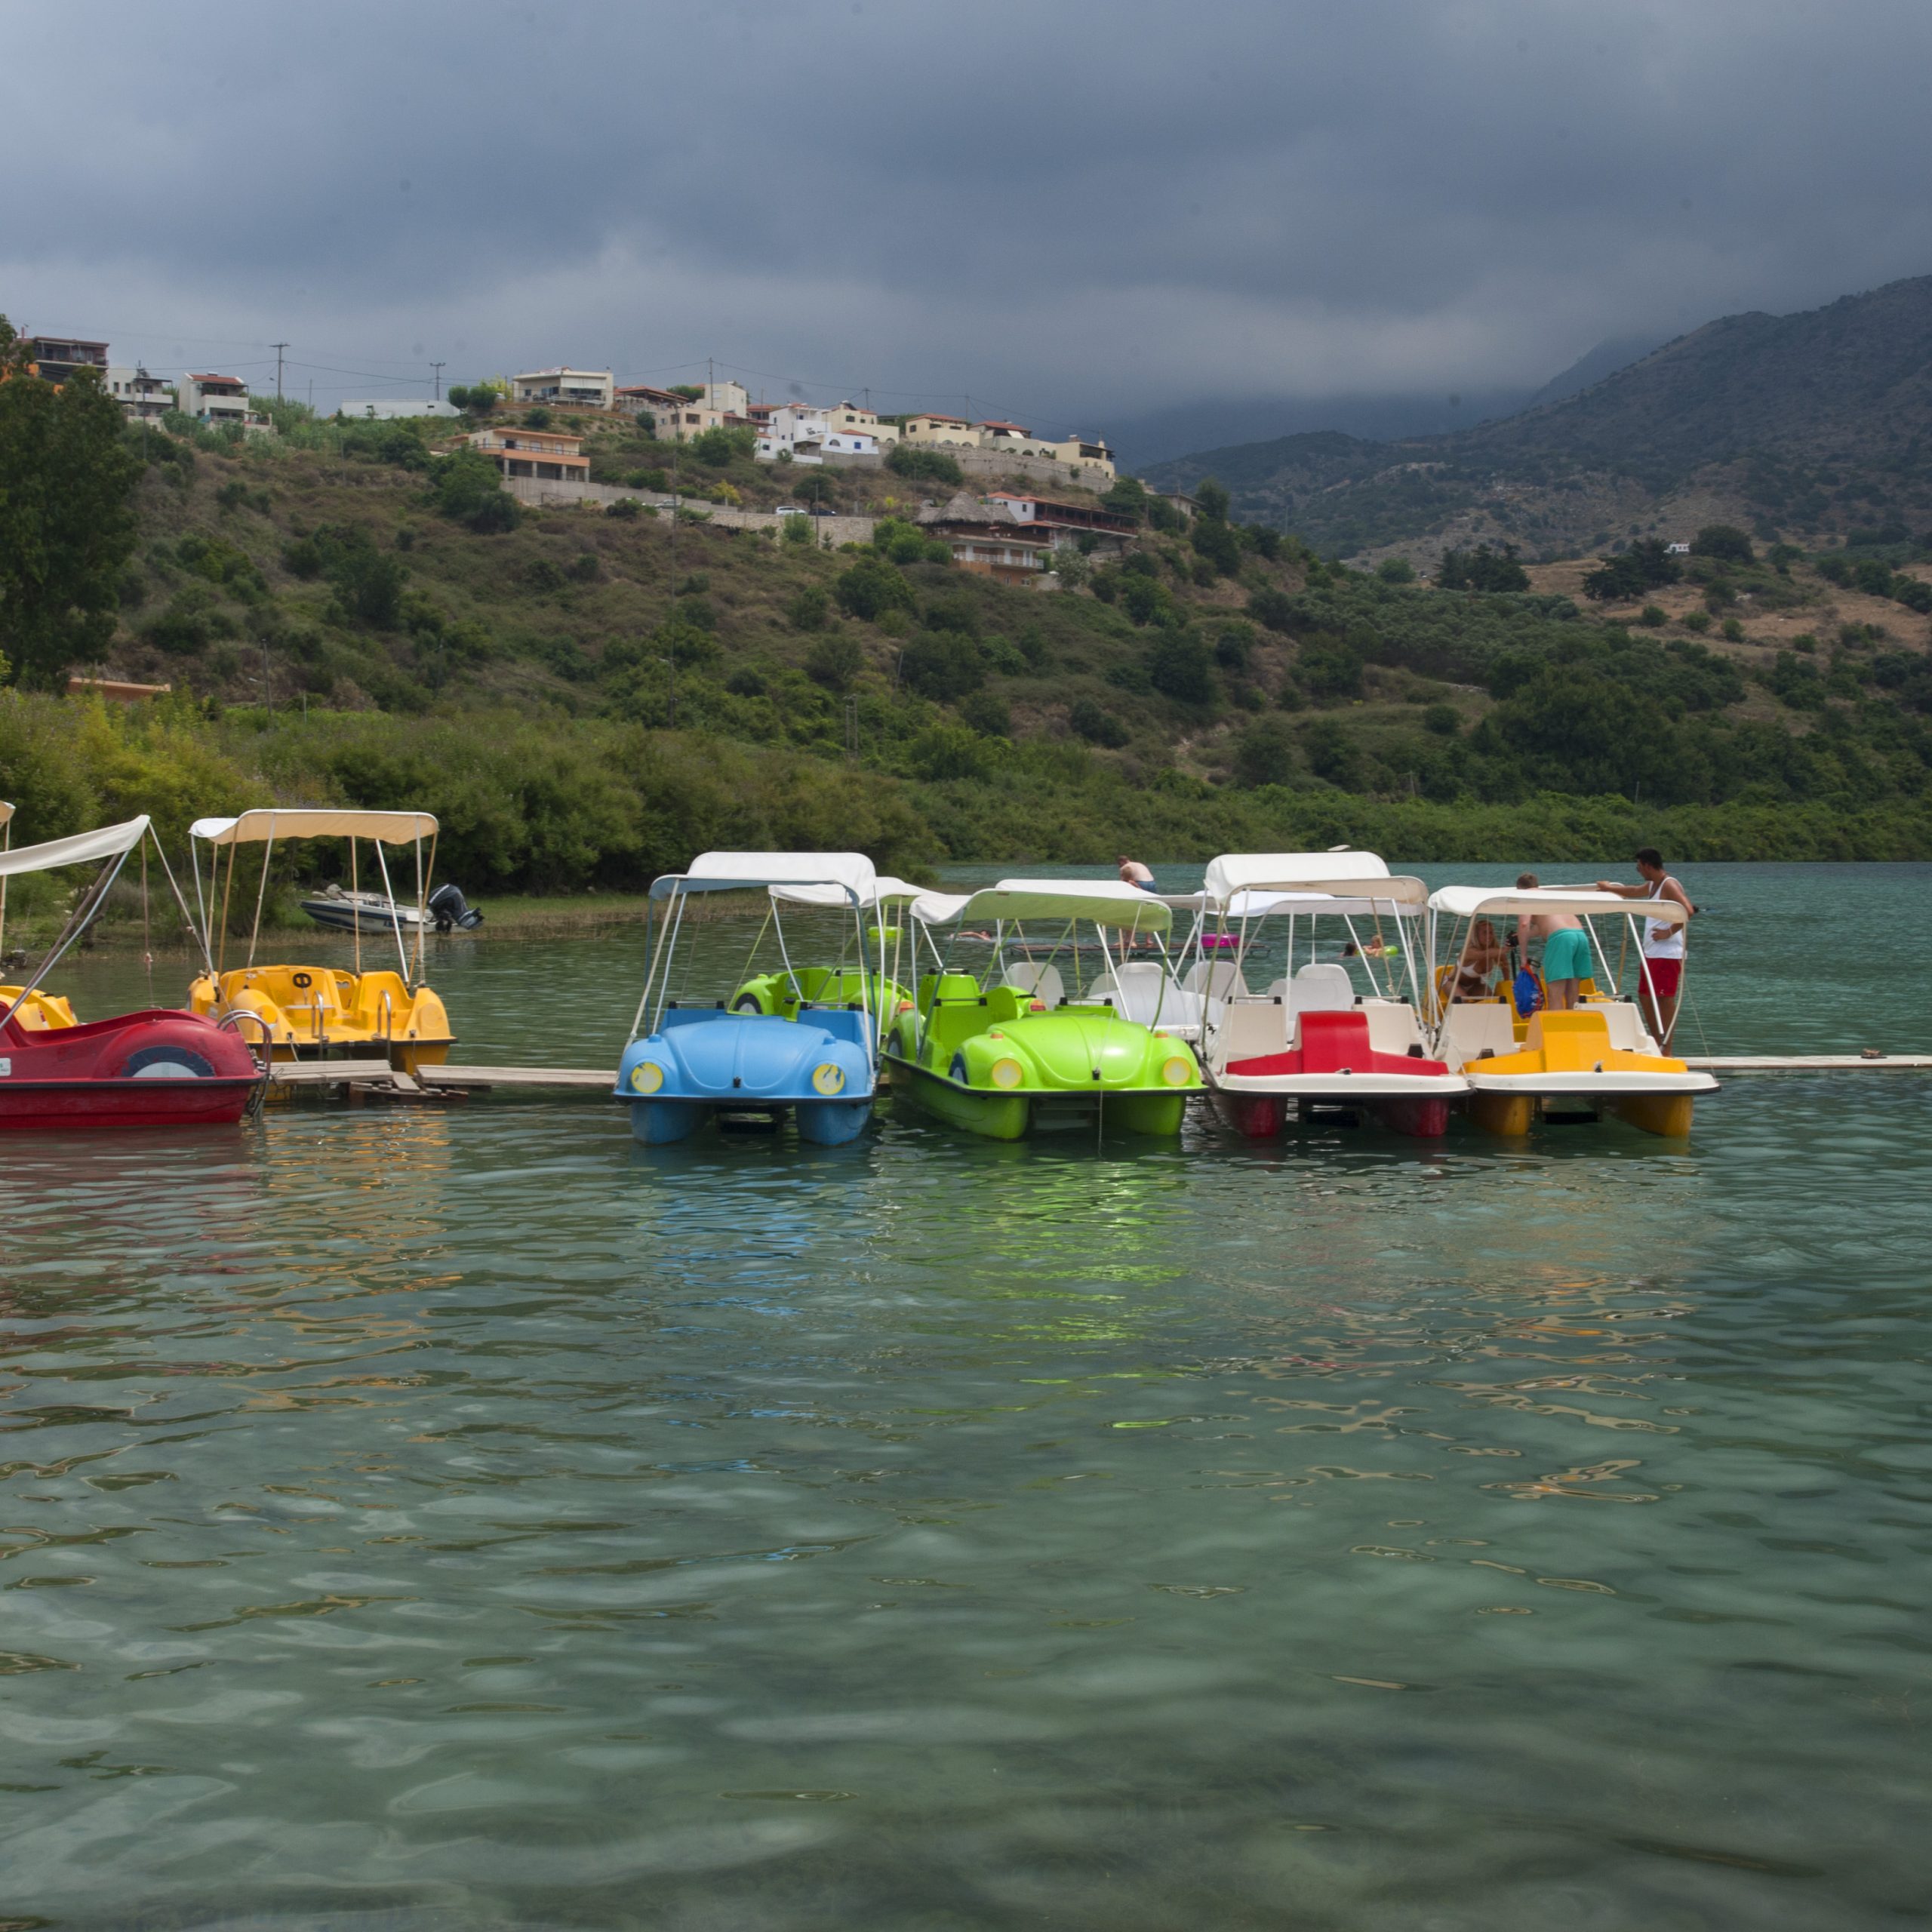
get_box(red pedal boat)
[0,1008,261,1130]
[0,813,265,1131]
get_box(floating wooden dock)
[1682,1054,1932,1071]
[262,1052,1932,1108]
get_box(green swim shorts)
[1542,926,1592,984]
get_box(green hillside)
[8,344,1932,891]
[1143,275,1932,563]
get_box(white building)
[509,367,616,410]
[754,403,881,463]
[339,398,462,420]
[177,373,272,434]
[106,365,171,422]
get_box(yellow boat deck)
[189,965,453,1075]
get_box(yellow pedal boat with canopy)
[1428,884,1716,1137]
[186,808,455,1075]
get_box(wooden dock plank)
[423,1064,617,1091]
[1683,1055,1932,1071]
[269,1059,396,1085]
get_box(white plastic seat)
[1183,959,1250,1001]
[1088,962,1201,1035]
[1286,963,1355,1027]
[1002,961,1066,1007]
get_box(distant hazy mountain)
[1140,276,1932,558]
[1103,387,1535,472]
[1524,334,1672,410]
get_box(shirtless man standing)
[1594,849,1694,1047]
[1515,871,1589,1011]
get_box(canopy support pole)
[350,838,361,977]
[372,840,409,979]
[245,821,277,970]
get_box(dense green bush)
[886,445,964,486]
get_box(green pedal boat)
[885,881,1202,1139]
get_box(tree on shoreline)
[0,316,145,688]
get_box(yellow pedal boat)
[187,808,457,1075]
[1429,885,1716,1137]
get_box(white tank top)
[1642,877,1685,959]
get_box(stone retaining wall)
[503,475,875,545]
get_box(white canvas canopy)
[189,808,438,846]
[1222,886,1426,919]
[771,875,921,910]
[1429,885,1688,924]
[1202,851,1391,901]
[654,851,878,902]
[0,815,152,878]
[914,879,1172,934]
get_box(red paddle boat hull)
[0,1010,262,1131]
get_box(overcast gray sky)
[5,0,1930,441]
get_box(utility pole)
[431,361,445,401]
[272,342,289,400]
[707,354,713,402]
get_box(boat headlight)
[811,1062,847,1096]
[990,1057,1025,1090]
[630,1060,665,1095]
[1161,1056,1193,1087]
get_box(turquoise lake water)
[3,863,1928,1928]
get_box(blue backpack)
[1512,968,1544,1018]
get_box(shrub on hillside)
[1232,716,1298,788]
[1690,525,1754,565]
[788,585,831,631]
[804,632,863,691]
[1067,698,1129,747]
[834,556,915,621]
[886,445,964,487]
[1248,587,1296,633]
[1147,630,1215,704]
[430,450,519,533]
[691,426,755,465]
[958,691,1011,737]
[900,629,984,700]
[1438,543,1530,593]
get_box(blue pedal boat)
[615,852,887,1146]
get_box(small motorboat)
[887,881,1201,1140]
[1428,884,1717,1136]
[300,881,482,936]
[189,809,460,1076]
[617,854,886,1145]
[0,815,263,1131]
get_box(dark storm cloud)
[5,0,1930,426]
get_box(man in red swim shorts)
[1595,848,1693,1048]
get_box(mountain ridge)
[1142,275,1932,561]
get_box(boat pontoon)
[886,881,1202,1139]
[617,852,886,1145]
[187,809,457,1075]
[1181,852,1466,1138]
[0,815,263,1130]
[1428,884,1716,1136]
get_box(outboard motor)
[428,882,484,931]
